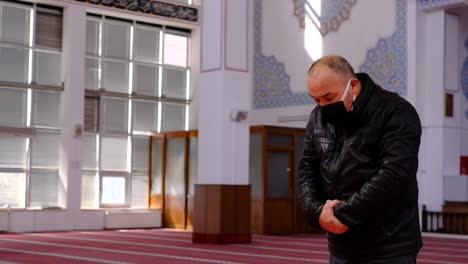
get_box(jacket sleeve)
[333,101,422,228]
[297,117,325,228]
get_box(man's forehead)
[308,74,335,94]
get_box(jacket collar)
[352,73,375,118]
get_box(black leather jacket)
[298,73,423,260]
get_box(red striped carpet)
[0,229,467,263]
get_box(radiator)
[0,211,8,231]
[104,209,161,229]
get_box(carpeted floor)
[0,229,467,263]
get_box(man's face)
[307,66,354,111]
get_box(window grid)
[0,1,62,209]
[84,14,190,209]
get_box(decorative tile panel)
[74,0,198,23]
[254,0,313,109]
[462,37,468,120]
[292,0,357,36]
[359,0,407,95]
[254,0,408,108]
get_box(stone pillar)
[60,4,86,221]
[193,0,252,244]
[417,9,445,211]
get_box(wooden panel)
[165,131,187,138]
[251,198,263,234]
[264,199,293,235]
[220,185,236,234]
[149,194,163,209]
[187,130,198,137]
[236,185,251,234]
[186,195,194,230]
[193,185,207,233]
[163,195,186,229]
[206,186,221,234]
[444,202,468,213]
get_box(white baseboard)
[0,211,8,231]
[104,209,162,229]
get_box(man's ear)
[350,78,360,93]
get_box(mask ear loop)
[351,94,356,111]
[340,79,352,101]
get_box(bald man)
[298,56,422,264]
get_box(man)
[298,55,422,264]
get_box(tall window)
[82,15,191,208]
[0,1,63,209]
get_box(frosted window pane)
[32,90,60,128]
[31,132,60,168]
[267,152,290,198]
[162,103,185,132]
[188,137,197,195]
[101,136,127,171]
[103,60,129,93]
[249,134,262,197]
[85,58,99,90]
[34,51,62,86]
[102,176,126,204]
[0,88,26,127]
[29,170,59,208]
[133,100,157,133]
[164,33,187,67]
[132,137,149,172]
[163,68,186,99]
[0,136,27,168]
[134,64,158,96]
[134,26,160,63]
[151,139,162,195]
[1,5,30,45]
[131,173,148,208]
[101,97,128,133]
[83,134,97,170]
[81,172,98,208]
[0,172,26,208]
[0,46,28,83]
[86,20,100,55]
[103,21,130,59]
[165,138,185,195]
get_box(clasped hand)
[319,199,349,234]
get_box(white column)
[60,4,86,219]
[417,9,445,211]
[198,0,250,185]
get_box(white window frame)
[84,13,191,209]
[0,1,62,209]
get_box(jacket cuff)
[306,204,324,228]
[333,203,361,228]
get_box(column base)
[192,184,251,244]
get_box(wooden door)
[264,131,295,235]
[186,131,198,230]
[163,132,188,229]
[264,150,294,235]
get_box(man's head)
[307,56,361,111]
